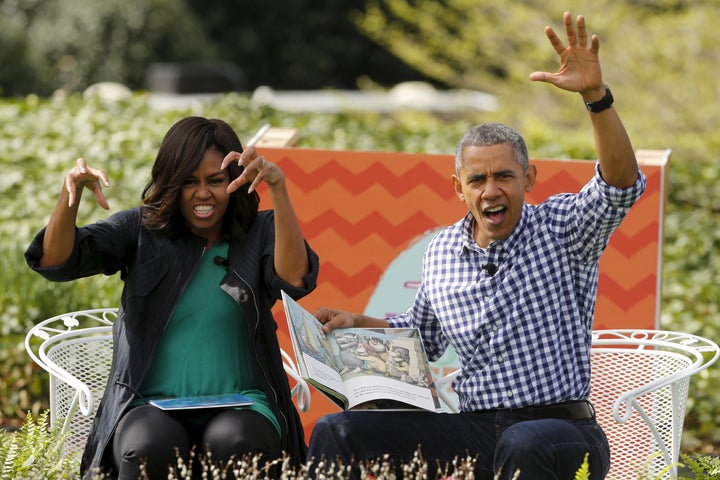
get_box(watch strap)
[585,86,614,113]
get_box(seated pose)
[308,12,645,480]
[26,116,319,479]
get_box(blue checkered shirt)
[388,165,646,411]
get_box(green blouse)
[137,242,279,434]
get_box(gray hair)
[454,123,529,173]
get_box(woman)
[25,116,319,479]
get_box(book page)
[330,328,441,411]
[282,291,441,412]
[283,291,348,406]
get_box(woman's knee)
[203,409,281,461]
[113,405,190,478]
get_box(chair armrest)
[592,329,720,424]
[281,348,311,413]
[33,328,112,417]
[26,311,115,419]
[435,369,460,413]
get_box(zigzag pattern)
[271,153,664,319]
[300,210,444,248]
[318,263,386,297]
[278,157,450,198]
[606,221,660,259]
[598,272,658,312]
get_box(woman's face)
[179,148,231,244]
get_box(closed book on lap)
[148,393,254,410]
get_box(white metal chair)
[25,308,117,458]
[434,329,719,480]
[25,307,312,458]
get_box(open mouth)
[483,205,506,223]
[193,205,214,218]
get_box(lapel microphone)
[482,263,497,276]
[213,256,229,268]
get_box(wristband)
[585,86,614,113]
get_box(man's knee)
[495,419,608,480]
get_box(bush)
[0,411,78,479]
[0,0,433,97]
[0,0,217,96]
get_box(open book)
[281,291,442,412]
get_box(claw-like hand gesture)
[529,11,604,97]
[221,145,284,194]
[66,157,110,209]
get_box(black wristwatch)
[585,86,614,113]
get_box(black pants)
[111,404,281,480]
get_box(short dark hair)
[141,116,259,239]
[454,123,529,173]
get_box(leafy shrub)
[680,453,720,480]
[0,0,217,96]
[0,411,78,479]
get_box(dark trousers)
[111,405,281,480]
[307,409,610,480]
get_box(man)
[308,12,646,480]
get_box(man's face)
[452,143,536,248]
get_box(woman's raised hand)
[65,157,110,209]
[222,145,284,194]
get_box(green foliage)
[680,453,720,479]
[1,410,717,479]
[0,0,429,96]
[352,0,720,204]
[574,453,590,480]
[0,411,79,479]
[0,0,217,96]
[354,1,555,91]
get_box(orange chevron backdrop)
[257,146,669,439]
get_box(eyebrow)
[467,169,516,180]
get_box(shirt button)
[492,325,498,332]
[506,390,513,397]
[496,355,503,363]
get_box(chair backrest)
[25,307,311,458]
[590,329,718,479]
[433,329,719,479]
[25,308,117,458]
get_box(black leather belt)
[501,400,595,420]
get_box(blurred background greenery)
[1,0,718,455]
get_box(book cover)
[148,393,254,411]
